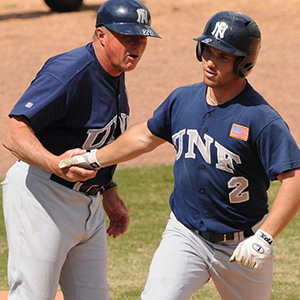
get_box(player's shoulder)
[37,43,95,83]
[48,43,93,63]
[242,82,281,120]
[167,82,205,103]
[172,82,205,94]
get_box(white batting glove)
[59,149,101,170]
[229,229,273,270]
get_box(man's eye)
[220,54,230,60]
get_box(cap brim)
[106,23,161,38]
[194,35,248,56]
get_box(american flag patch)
[230,124,249,141]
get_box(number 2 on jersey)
[228,177,249,203]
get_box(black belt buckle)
[221,234,227,243]
[50,174,117,196]
[210,232,234,243]
[79,184,101,196]
[84,185,98,194]
[198,231,234,243]
[219,233,234,243]
[50,174,101,196]
[197,229,253,243]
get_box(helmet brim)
[105,23,161,38]
[194,35,248,57]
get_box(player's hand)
[229,229,273,270]
[59,149,101,170]
[102,187,129,238]
[52,148,98,182]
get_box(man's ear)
[96,27,107,44]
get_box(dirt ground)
[0,0,300,297]
[0,0,300,178]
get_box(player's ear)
[96,26,108,43]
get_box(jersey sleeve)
[9,72,68,133]
[147,92,177,144]
[255,118,300,180]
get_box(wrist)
[100,181,118,195]
[255,229,274,247]
[87,149,101,169]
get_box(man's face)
[201,45,239,89]
[99,28,147,76]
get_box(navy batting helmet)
[96,0,161,38]
[194,11,261,77]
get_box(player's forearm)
[58,121,166,171]
[2,116,57,172]
[97,121,165,167]
[260,169,300,238]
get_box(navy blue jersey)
[10,43,129,186]
[148,81,300,233]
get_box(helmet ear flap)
[196,42,203,62]
[234,57,245,78]
[234,56,257,78]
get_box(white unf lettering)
[172,130,242,174]
[118,113,128,135]
[185,130,213,164]
[82,114,129,149]
[215,141,241,173]
[172,129,186,160]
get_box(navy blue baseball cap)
[96,0,161,38]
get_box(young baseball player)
[1,0,160,299]
[59,11,300,300]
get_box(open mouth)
[128,54,139,59]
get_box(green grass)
[0,164,299,299]
[0,182,8,290]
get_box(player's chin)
[124,62,139,72]
[125,56,141,70]
[203,77,217,87]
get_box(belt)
[195,228,254,243]
[50,174,117,196]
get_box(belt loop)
[240,231,245,241]
[234,231,244,242]
[73,182,83,192]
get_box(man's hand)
[52,149,98,182]
[102,187,129,238]
[59,149,101,170]
[230,229,273,270]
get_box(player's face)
[101,28,147,76]
[201,45,239,89]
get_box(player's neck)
[92,40,123,77]
[206,79,247,106]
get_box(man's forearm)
[97,121,165,167]
[58,121,165,171]
[260,169,300,238]
[2,116,56,172]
